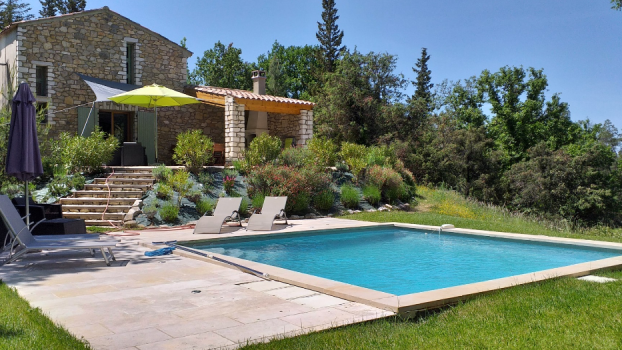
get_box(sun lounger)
[193,197,242,234]
[246,196,288,231]
[0,195,117,266]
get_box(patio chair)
[193,197,243,234]
[246,196,288,231]
[0,195,117,266]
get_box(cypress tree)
[39,0,58,18]
[316,0,345,73]
[0,0,34,28]
[57,0,86,14]
[412,47,433,110]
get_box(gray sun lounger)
[0,195,117,266]
[193,197,243,234]
[246,196,288,231]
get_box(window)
[126,43,135,85]
[36,103,48,124]
[36,66,47,96]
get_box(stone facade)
[267,110,314,147]
[224,96,246,162]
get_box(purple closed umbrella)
[5,83,43,226]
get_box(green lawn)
[241,187,622,349]
[0,283,91,350]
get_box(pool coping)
[142,222,622,314]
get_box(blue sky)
[26,0,622,129]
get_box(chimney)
[252,70,266,95]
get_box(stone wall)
[225,97,246,163]
[14,8,191,140]
[267,110,313,147]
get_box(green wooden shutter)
[77,106,98,136]
[137,111,156,164]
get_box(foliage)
[222,168,238,178]
[168,170,192,206]
[49,130,119,175]
[186,190,202,203]
[339,142,367,178]
[246,164,332,214]
[189,41,255,90]
[196,197,215,216]
[172,130,214,174]
[142,203,157,220]
[38,0,57,17]
[366,145,396,167]
[251,193,265,211]
[612,0,621,10]
[0,183,21,198]
[307,136,338,167]
[197,171,214,193]
[152,164,172,182]
[313,189,335,211]
[411,47,434,111]
[159,201,179,223]
[223,175,236,194]
[340,184,360,209]
[155,183,173,200]
[316,0,345,73]
[289,192,311,215]
[56,0,86,14]
[239,197,251,216]
[366,165,405,202]
[279,147,312,167]
[335,161,349,173]
[243,133,282,167]
[0,0,33,27]
[362,185,381,206]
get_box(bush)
[239,197,251,216]
[223,175,236,194]
[340,184,360,209]
[155,183,173,200]
[53,129,119,174]
[159,201,179,222]
[339,142,367,179]
[172,130,214,174]
[198,171,214,193]
[289,192,311,215]
[48,176,72,198]
[279,147,312,168]
[307,137,338,167]
[168,170,192,205]
[142,203,157,220]
[244,133,282,167]
[363,185,381,206]
[196,197,215,216]
[69,174,86,191]
[335,161,349,172]
[366,165,405,201]
[313,189,335,211]
[394,159,416,186]
[246,164,332,214]
[186,190,202,203]
[252,193,265,211]
[152,164,172,182]
[366,145,395,167]
[223,168,238,178]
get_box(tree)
[316,0,345,73]
[411,47,434,110]
[189,41,255,90]
[265,56,286,97]
[612,0,621,10]
[57,0,85,14]
[0,0,34,27]
[38,0,57,17]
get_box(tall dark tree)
[411,47,434,110]
[38,0,57,18]
[612,0,621,10]
[0,0,34,28]
[316,0,345,73]
[57,0,85,14]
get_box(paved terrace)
[0,218,393,350]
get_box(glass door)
[98,112,132,143]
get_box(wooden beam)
[236,98,313,114]
[194,91,226,106]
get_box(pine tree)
[411,47,433,110]
[57,0,85,14]
[0,0,34,28]
[39,0,58,18]
[316,0,345,73]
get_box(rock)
[304,213,317,219]
[378,207,389,212]
[124,220,137,228]
[138,224,146,229]
[353,210,362,214]
[347,209,354,214]
[385,204,393,209]
[366,208,377,212]
[327,214,333,217]
[290,215,301,220]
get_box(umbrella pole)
[154,106,158,163]
[24,181,29,227]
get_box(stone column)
[297,109,313,147]
[224,96,246,163]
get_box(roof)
[191,85,315,107]
[0,6,192,57]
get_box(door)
[98,111,132,143]
[77,106,98,136]
[137,111,156,164]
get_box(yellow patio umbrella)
[108,84,200,162]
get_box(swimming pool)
[187,226,622,296]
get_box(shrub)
[339,142,367,179]
[159,201,179,222]
[363,185,381,206]
[307,137,338,167]
[186,190,202,203]
[366,165,405,201]
[168,170,192,205]
[393,159,416,186]
[0,184,21,198]
[335,161,348,172]
[366,145,394,167]
[251,193,265,211]
[313,189,335,211]
[223,168,238,178]
[48,176,72,198]
[246,164,332,214]
[69,174,86,191]
[142,203,157,220]
[289,192,311,215]
[244,133,282,167]
[196,197,215,216]
[152,164,172,182]
[55,129,119,174]
[198,171,214,193]
[232,160,247,175]
[172,130,214,174]
[239,197,251,217]
[223,175,236,194]
[279,147,312,168]
[155,183,173,200]
[340,184,360,209]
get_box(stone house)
[0,6,314,164]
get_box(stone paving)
[0,218,393,349]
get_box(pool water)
[189,227,621,295]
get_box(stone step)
[64,212,126,220]
[85,220,124,227]
[60,198,139,206]
[106,172,155,179]
[93,178,154,185]
[62,205,132,213]
[72,191,143,199]
[84,184,150,191]
[105,166,158,174]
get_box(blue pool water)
[189,226,621,295]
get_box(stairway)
[60,167,155,226]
